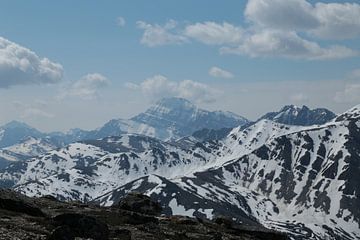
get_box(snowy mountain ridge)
[0,102,358,239]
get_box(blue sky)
[1,0,360,131]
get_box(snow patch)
[169,198,195,217]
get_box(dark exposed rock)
[113,229,132,240]
[0,190,288,240]
[0,189,45,217]
[52,213,109,240]
[214,216,234,228]
[117,192,162,216]
[48,226,75,240]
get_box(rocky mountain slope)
[0,189,288,240]
[0,103,357,239]
[258,105,336,126]
[93,105,360,239]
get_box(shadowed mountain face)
[258,105,336,126]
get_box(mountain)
[94,106,360,239]
[1,104,359,239]
[0,98,248,169]
[0,121,44,148]
[0,136,57,163]
[88,97,249,141]
[258,105,336,126]
[6,104,360,239]
[12,134,225,201]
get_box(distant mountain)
[0,136,60,170]
[0,98,248,170]
[13,134,223,201]
[88,97,249,140]
[258,105,336,126]
[0,121,43,148]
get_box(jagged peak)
[279,104,302,112]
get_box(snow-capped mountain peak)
[91,97,249,141]
[258,104,336,126]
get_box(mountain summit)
[131,97,249,137]
[258,105,336,126]
[0,121,43,148]
[91,97,249,140]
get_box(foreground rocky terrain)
[0,189,288,240]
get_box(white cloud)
[126,75,220,103]
[209,66,234,79]
[62,73,109,100]
[135,0,360,60]
[334,83,360,103]
[245,0,360,40]
[184,22,243,45]
[312,3,360,40]
[116,17,126,27]
[136,20,188,47]
[0,37,63,88]
[245,0,319,31]
[220,30,357,60]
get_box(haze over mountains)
[1,97,359,239]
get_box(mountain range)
[0,97,248,168]
[1,97,359,239]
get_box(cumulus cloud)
[0,37,63,88]
[61,73,109,100]
[136,0,359,60]
[116,17,126,27]
[312,3,360,40]
[245,0,319,31]
[184,22,243,45]
[334,83,360,103]
[220,30,357,60]
[126,75,220,103]
[209,66,234,79]
[245,0,360,40]
[136,20,188,47]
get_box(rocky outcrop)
[117,192,162,216]
[0,190,288,240]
